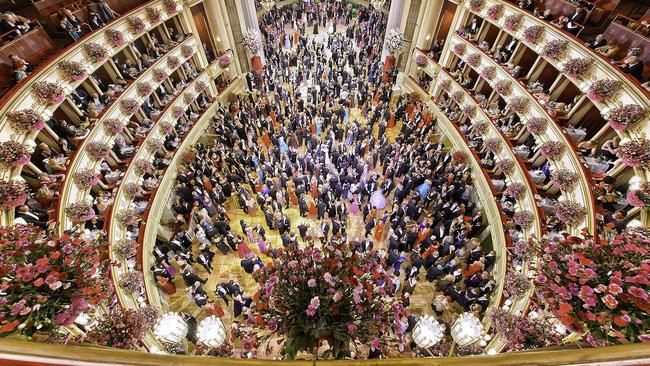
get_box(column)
[203,0,241,79]
[381,0,407,62]
[405,0,443,74]
[240,0,265,68]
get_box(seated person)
[619,56,644,81]
[595,40,620,59]
[585,34,606,49]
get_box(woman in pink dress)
[237,235,251,259]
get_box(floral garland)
[626,182,650,208]
[167,55,181,69]
[533,231,650,345]
[503,272,532,298]
[86,141,111,161]
[514,210,534,229]
[539,141,565,161]
[497,159,515,175]
[508,96,530,113]
[484,137,501,153]
[462,105,477,118]
[486,4,504,20]
[467,0,484,12]
[242,29,262,53]
[0,179,29,208]
[116,208,139,228]
[58,60,87,82]
[523,25,544,44]
[504,182,526,200]
[7,109,45,132]
[147,138,164,152]
[136,82,153,97]
[513,239,532,262]
[65,201,95,222]
[452,43,466,56]
[607,104,646,131]
[113,239,137,261]
[541,39,568,60]
[145,7,161,24]
[494,79,512,95]
[587,79,622,102]
[550,169,579,190]
[162,0,178,14]
[134,159,154,175]
[452,150,468,164]
[72,169,100,189]
[554,200,586,225]
[465,53,481,67]
[120,98,140,115]
[218,54,232,68]
[105,29,126,47]
[123,182,142,200]
[84,42,109,63]
[479,65,496,80]
[181,44,195,58]
[83,306,152,349]
[127,16,146,35]
[183,92,195,104]
[617,137,650,169]
[104,118,125,135]
[384,29,406,55]
[526,117,547,134]
[473,121,488,135]
[503,14,523,31]
[562,58,594,78]
[32,81,65,105]
[0,141,31,168]
[153,68,168,82]
[195,80,208,92]
[415,54,427,67]
[119,270,144,295]
[451,90,464,103]
[489,308,562,351]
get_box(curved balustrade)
[447,34,597,235]
[56,35,198,233]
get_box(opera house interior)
[0,0,648,364]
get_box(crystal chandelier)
[154,312,188,345]
[450,312,483,346]
[197,316,228,348]
[371,0,385,10]
[260,0,275,10]
[411,315,445,349]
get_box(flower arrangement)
[452,150,469,164]
[218,54,232,68]
[162,0,178,14]
[140,304,160,330]
[465,53,481,67]
[607,105,646,131]
[145,7,161,24]
[65,201,95,222]
[504,182,526,200]
[439,79,451,91]
[497,159,515,175]
[32,81,65,105]
[119,270,144,294]
[136,82,153,97]
[104,118,125,135]
[587,79,622,102]
[83,306,151,349]
[484,137,501,153]
[84,42,109,63]
[503,14,523,31]
[473,121,488,135]
[106,29,126,47]
[181,44,195,58]
[626,182,650,208]
[467,0,484,12]
[617,137,650,169]
[451,90,464,103]
[508,96,530,113]
[113,239,137,262]
[494,79,511,95]
[514,210,534,228]
[541,39,568,60]
[58,60,87,82]
[489,309,562,351]
[72,169,100,189]
[462,105,476,118]
[554,200,586,225]
[533,230,650,344]
[86,141,111,161]
[195,80,208,92]
[153,68,167,82]
[183,92,195,104]
[415,54,428,67]
[503,272,531,298]
[116,208,139,228]
[120,98,140,115]
[159,121,174,134]
[0,225,110,337]
[7,109,45,132]
[384,29,406,55]
[242,29,262,53]
[539,141,565,161]
[452,43,466,56]
[147,138,164,152]
[480,65,496,80]
[172,105,185,118]
[127,16,146,35]
[562,58,594,78]
[550,169,579,190]
[242,242,409,359]
[123,182,142,200]
[0,179,29,208]
[523,25,544,44]
[513,239,532,262]
[486,4,504,20]
[167,55,181,69]
[526,117,547,134]
[0,141,31,168]
[134,159,154,175]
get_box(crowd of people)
[151,1,497,356]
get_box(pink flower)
[306,296,320,316]
[307,278,317,288]
[288,260,298,268]
[333,291,342,303]
[370,338,380,351]
[347,323,357,334]
[602,294,618,309]
[608,283,623,295]
[324,272,336,286]
[628,286,648,301]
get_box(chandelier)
[197,316,228,348]
[450,312,483,346]
[260,0,275,10]
[153,312,188,345]
[371,0,386,10]
[411,315,445,349]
